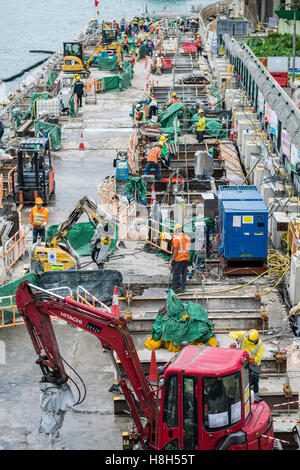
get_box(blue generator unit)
[218,186,268,269]
[218,186,263,233]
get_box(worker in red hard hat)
[30,197,48,244]
[229,329,264,402]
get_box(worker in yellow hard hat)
[169,224,191,294]
[192,108,206,143]
[30,198,48,244]
[229,329,264,402]
[168,92,180,106]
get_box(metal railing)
[76,285,110,312]
[3,225,28,272]
[0,286,73,328]
[145,219,173,254]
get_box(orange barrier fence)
[76,285,111,312]
[84,79,104,94]
[145,219,173,254]
[4,225,28,272]
[0,286,73,329]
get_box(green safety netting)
[125,176,146,204]
[96,56,119,71]
[69,94,79,118]
[0,273,38,325]
[47,71,58,88]
[144,289,216,351]
[119,62,133,90]
[23,92,54,120]
[34,120,62,151]
[45,222,118,257]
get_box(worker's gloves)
[248,355,255,364]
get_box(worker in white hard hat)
[229,329,264,402]
[192,108,206,143]
[170,224,191,294]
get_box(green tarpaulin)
[159,102,184,128]
[149,289,215,346]
[46,222,118,256]
[96,56,119,71]
[34,120,62,151]
[125,176,146,204]
[23,92,54,120]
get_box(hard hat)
[174,224,182,232]
[35,197,43,205]
[172,92,177,97]
[124,34,127,37]
[198,108,204,113]
[247,329,259,343]
[136,104,141,109]
[160,135,166,141]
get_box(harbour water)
[0,0,211,93]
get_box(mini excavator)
[16,281,275,450]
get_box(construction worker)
[37,126,50,152]
[229,329,264,402]
[122,34,129,55]
[134,104,146,128]
[72,75,84,108]
[155,54,162,75]
[30,197,48,244]
[159,138,171,169]
[170,224,191,293]
[192,108,206,143]
[144,142,163,181]
[168,92,180,106]
[148,95,158,120]
[129,51,136,69]
[195,35,203,57]
[145,37,155,57]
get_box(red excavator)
[16,281,274,450]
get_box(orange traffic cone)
[151,184,156,205]
[111,286,120,317]
[79,132,85,150]
[148,349,158,385]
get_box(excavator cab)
[158,346,274,450]
[62,42,89,76]
[102,29,119,44]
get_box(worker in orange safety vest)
[168,92,180,106]
[170,224,191,293]
[144,142,163,181]
[122,34,129,54]
[30,197,48,244]
[195,35,203,57]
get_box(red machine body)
[15,281,274,450]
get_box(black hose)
[2,57,51,82]
[29,50,55,54]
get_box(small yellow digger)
[62,41,123,75]
[31,196,115,273]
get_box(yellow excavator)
[62,41,123,75]
[31,196,116,273]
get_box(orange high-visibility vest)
[30,206,48,227]
[136,38,142,47]
[196,38,202,47]
[170,98,179,105]
[123,37,129,46]
[147,146,162,163]
[172,233,191,262]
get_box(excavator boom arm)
[16,281,153,438]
